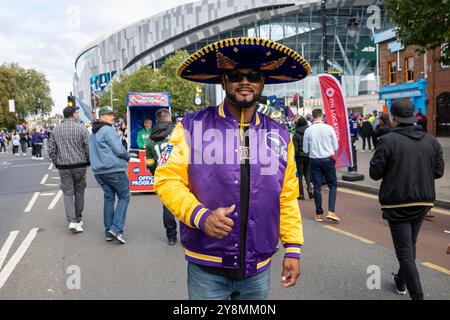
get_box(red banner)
[318,74,353,168]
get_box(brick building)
[374,29,450,136]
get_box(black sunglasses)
[225,70,264,83]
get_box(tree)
[98,50,202,117]
[0,67,18,129]
[1,63,53,117]
[386,0,450,65]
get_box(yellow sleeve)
[279,139,304,259]
[154,122,212,229]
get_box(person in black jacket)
[293,116,313,200]
[373,113,392,147]
[359,116,374,152]
[369,100,445,300]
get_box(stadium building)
[74,0,392,120]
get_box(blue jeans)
[310,157,337,215]
[187,263,270,300]
[94,172,130,236]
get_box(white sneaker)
[78,221,83,227]
[69,222,83,233]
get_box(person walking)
[154,37,307,300]
[118,120,128,150]
[145,109,177,245]
[11,130,20,156]
[373,113,392,146]
[415,108,427,132]
[303,109,340,222]
[32,128,44,160]
[48,106,90,233]
[293,116,313,200]
[89,106,130,244]
[0,130,7,153]
[359,116,374,152]
[19,130,28,156]
[370,100,444,300]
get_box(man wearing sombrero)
[154,37,311,299]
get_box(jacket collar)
[218,100,261,126]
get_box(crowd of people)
[0,126,53,159]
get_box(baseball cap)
[99,106,115,116]
[391,100,417,124]
[63,106,79,118]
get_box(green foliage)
[0,67,18,129]
[386,0,450,65]
[99,50,203,118]
[0,63,53,119]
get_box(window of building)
[388,61,397,84]
[441,43,449,69]
[405,57,414,81]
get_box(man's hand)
[281,258,300,288]
[203,205,235,239]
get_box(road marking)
[48,163,53,170]
[323,225,375,244]
[24,192,40,213]
[48,190,63,210]
[0,231,19,270]
[10,163,50,168]
[40,174,48,185]
[430,207,450,217]
[337,187,378,200]
[0,228,39,290]
[338,188,450,216]
[422,262,450,276]
[51,177,60,180]
[44,184,59,187]
[40,193,56,196]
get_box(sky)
[0,0,195,115]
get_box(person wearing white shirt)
[303,109,340,222]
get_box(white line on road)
[24,192,40,213]
[44,184,59,187]
[40,174,48,185]
[51,177,60,180]
[48,163,53,170]
[10,163,50,168]
[48,190,63,210]
[40,193,56,196]
[0,228,39,290]
[0,231,19,270]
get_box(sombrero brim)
[176,37,312,84]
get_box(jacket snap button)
[234,262,237,266]
[234,180,239,184]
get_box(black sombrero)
[176,37,312,84]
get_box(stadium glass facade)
[74,0,392,119]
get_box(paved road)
[0,150,449,300]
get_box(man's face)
[101,113,115,125]
[223,68,264,109]
[144,120,152,130]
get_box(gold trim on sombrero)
[216,52,237,70]
[176,37,312,79]
[268,75,297,81]
[185,74,220,80]
[260,57,287,71]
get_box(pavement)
[337,137,450,209]
[0,147,449,300]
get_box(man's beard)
[226,91,261,109]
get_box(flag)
[318,74,353,168]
